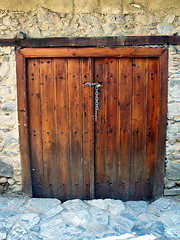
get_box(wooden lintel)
[0,36,180,47]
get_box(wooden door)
[16,47,167,201]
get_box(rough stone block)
[148,221,166,235]
[157,24,173,34]
[126,201,148,215]
[0,157,13,177]
[0,62,10,78]
[166,161,180,181]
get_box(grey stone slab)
[1,101,16,111]
[61,209,91,227]
[87,206,104,216]
[63,199,88,211]
[166,161,180,181]
[148,221,166,235]
[160,211,180,226]
[29,225,40,233]
[85,221,109,234]
[24,198,61,216]
[120,212,138,222]
[86,199,109,210]
[148,198,171,216]
[131,224,150,236]
[111,225,128,235]
[39,216,66,232]
[113,216,134,231]
[106,199,125,215]
[41,204,64,222]
[17,213,40,230]
[40,225,82,240]
[0,158,13,177]
[126,201,148,215]
[168,203,180,214]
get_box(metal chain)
[94,86,99,122]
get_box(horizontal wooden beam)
[0,36,180,47]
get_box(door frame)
[16,47,168,198]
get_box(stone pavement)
[0,196,180,240]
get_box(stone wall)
[0,0,180,195]
[0,47,22,194]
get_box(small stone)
[61,209,91,227]
[157,24,173,34]
[85,221,108,234]
[0,158,14,177]
[39,215,65,232]
[0,62,10,78]
[120,212,137,221]
[168,103,180,117]
[131,224,150,236]
[126,201,148,215]
[166,161,180,181]
[63,199,88,211]
[107,199,125,215]
[4,135,18,145]
[170,89,180,99]
[29,225,40,233]
[1,101,16,111]
[86,199,109,210]
[112,225,128,235]
[148,221,166,235]
[164,178,176,189]
[148,198,171,216]
[114,216,134,231]
[3,56,10,61]
[0,178,7,184]
[7,178,15,185]
[41,204,63,221]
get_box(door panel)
[27,57,94,201]
[26,53,164,201]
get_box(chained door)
[17,47,167,201]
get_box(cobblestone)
[0,196,179,240]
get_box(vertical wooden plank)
[40,58,57,197]
[81,58,94,199]
[144,58,159,200]
[67,58,83,199]
[104,58,119,198]
[130,58,147,200]
[118,58,132,201]
[154,50,168,199]
[27,58,44,197]
[16,50,32,196]
[54,58,70,201]
[94,58,107,198]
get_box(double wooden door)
[17,47,167,201]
